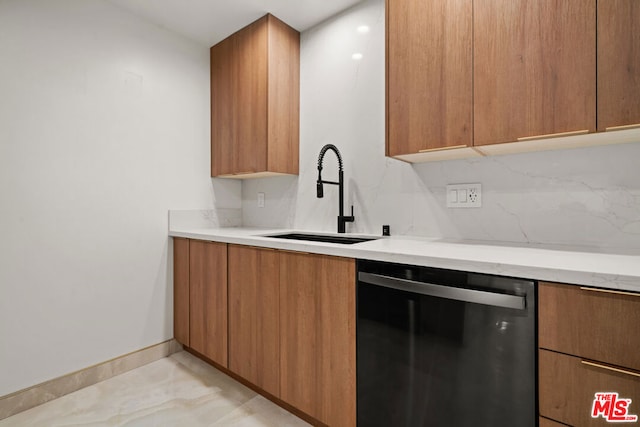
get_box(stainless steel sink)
[265,232,379,245]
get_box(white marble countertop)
[169,227,640,293]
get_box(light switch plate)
[257,192,265,208]
[446,183,482,208]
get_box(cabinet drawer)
[539,282,640,371]
[539,417,568,427]
[539,349,640,426]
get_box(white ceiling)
[107,0,364,46]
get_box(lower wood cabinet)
[188,240,228,368]
[539,349,640,426]
[173,238,190,346]
[228,245,280,397]
[539,282,640,372]
[279,251,356,427]
[175,242,640,427]
[173,239,356,426]
[539,282,640,426]
[539,417,567,427]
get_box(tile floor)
[0,351,310,427]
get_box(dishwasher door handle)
[358,272,526,310]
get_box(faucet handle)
[346,205,355,222]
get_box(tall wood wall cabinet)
[211,14,300,178]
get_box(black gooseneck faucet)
[316,144,354,233]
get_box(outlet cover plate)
[446,183,482,208]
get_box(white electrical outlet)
[446,183,482,208]
[257,192,265,208]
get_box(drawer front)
[539,417,569,427]
[539,349,640,426]
[539,282,640,371]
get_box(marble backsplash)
[239,0,640,251]
[169,208,241,230]
[241,142,640,250]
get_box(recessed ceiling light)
[357,25,370,34]
[352,53,363,60]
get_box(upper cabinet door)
[211,35,236,176]
[597,0,640,131]
[232,17,269,175]
[266,17,300,175]
[474,0,596,145]
[211,14,299,178]
[386,0,473,156]
[211,16,268,177]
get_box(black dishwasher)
[357,259,536,427]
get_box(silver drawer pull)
[581,360,640,378]
[358,272,526,310]
[579,286,640,298]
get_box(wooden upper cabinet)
[279,252,356,427]
[597,0,640,131]
[386,0,473,157]
[211,32,235,176]
[473,0,596,145]
[211,14,299,178]
[189,240,228,368]
[173,238,190,346]
[228,245,280,397]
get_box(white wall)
[0,0,220,396]
[242,0,640,251]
